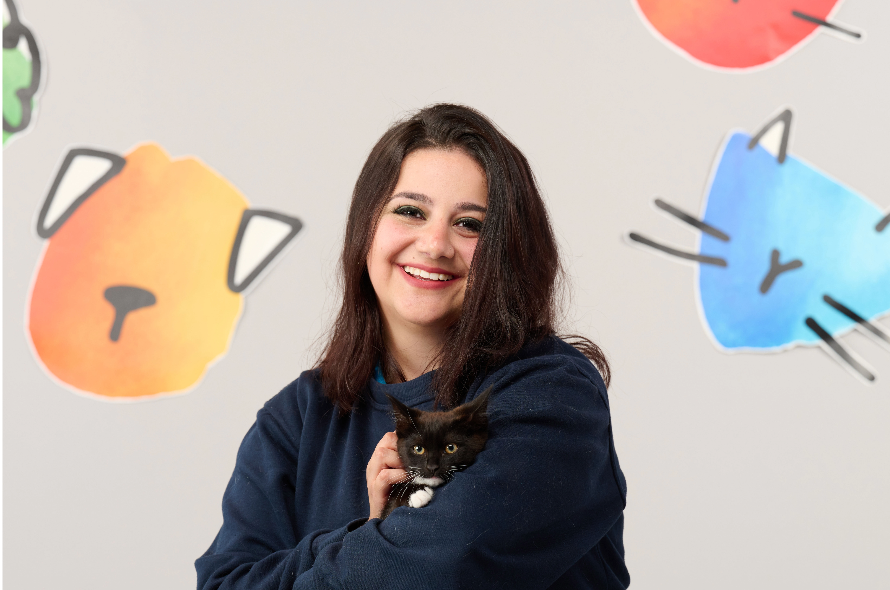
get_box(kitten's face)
[387,388,490,485]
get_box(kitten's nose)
[104,285,157,342]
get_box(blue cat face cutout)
[629,109,890,382]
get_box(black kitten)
[380,386,492,520]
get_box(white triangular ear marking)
[756,123,784,159]
[37,148,126,238]
[45,156,112,224]
[234,217,292,285]
[15,32,31,60]
[747,109,792,164]
[227,210,303,293]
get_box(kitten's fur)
[380,386,492,520]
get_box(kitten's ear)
[386,394,414,434]
[457,385,493,423]
[747,109,792,164]
[37,148,126,238]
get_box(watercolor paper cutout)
[27,143,303,400]
[633,0,863,71]
[3,0,42,145]
[628,109,890,382]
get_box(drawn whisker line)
[628,232,727,267]
[654,198,730,241]
[876,212,890,233]
[805,317,875,382]
[791,10,862,38]
[823,295,890,345]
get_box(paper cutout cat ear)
[633,0,863,71]
[3,0,43,145]
[26,143,303,400]
[627,109,890,382]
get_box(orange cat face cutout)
[27,143,302,400]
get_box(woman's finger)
[366,433,401,476]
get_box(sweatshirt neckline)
[365,370,435,410]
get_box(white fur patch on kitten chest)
[412,476,443,487]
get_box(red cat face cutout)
[634,0,860,70]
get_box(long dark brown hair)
[317,104,609,412]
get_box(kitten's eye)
[445,444,458,454]
[412,445,425,455]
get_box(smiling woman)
[196,104,628,590]
[317,104,610,411]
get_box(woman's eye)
[444,444,457,454]
[454,217,483,234]
[394,205,425,219]
[412,445,425,455]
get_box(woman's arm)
[197,355,627,589]
[195,407,330,589]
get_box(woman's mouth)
[402,265,454,282]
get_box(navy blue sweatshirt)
[196,337,629,589]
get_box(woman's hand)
[366,431,406,519]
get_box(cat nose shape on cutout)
[759,249,804,294]
[103,286,157,342]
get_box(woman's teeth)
[403,266,454,281]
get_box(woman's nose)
[416,220,455,259]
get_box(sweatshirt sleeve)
[195,402,333,589]
[198,356,627,589]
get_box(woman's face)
[367,148,488,340]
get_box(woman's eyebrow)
[390,191,431,205]
[455,202,487,214]
[390,192,487,214]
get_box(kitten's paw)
[408,487,434,508]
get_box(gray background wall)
[4,1,888,588]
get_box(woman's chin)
[389,308,460,334]
[405,315,457,332]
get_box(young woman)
[196,104,629,589]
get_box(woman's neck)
[383,321,447,382]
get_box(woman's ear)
[227,209,302,293]
[37,148,126,238]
